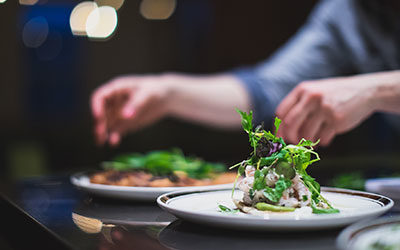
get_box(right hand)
[91,75,172,146]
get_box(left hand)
[275,76,376,146]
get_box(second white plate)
[157,187,393,230]
[70,172,233,201]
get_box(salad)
[90,149,236,187]
[229,109,339,214]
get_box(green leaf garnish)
[311,202,340,214]
[218,204,239,214]
[274,117,282,136]
[231,109,340,214]
[263,177,292,203]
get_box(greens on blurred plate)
[91,149,236,187]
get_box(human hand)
[91,75,172,146]
[275,76,377,146]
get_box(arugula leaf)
[236,108,253,134]
[311,202,340,214]
[274,117,282,136]
[259,149,288,167]
[218,204,239,214]
[249,188,255,200]
[236,109,261,154]
[262,177,292,203]
[297,138,320,148]
[253,169,266,190]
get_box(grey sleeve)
[233,0,353,125]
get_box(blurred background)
[0,0,399,186]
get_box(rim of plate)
[336,215,400,250]
[157,187,394,222]
[70,171,234,192]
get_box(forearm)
[162,73,251,129]
[368,70,400,114]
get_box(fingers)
[91,83,117,145]
[91,78,134,146]
[296,104,336,146]
[121,87,154,119]
[317,123,335,146]
[109,132,121,146]
[95,120,108,146]
[299,110,324,142]
[280,94,319,144]
[106,89,154,146]
[276,86,302,119]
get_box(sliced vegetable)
[255,202,295,212]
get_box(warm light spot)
[95,0,124,10]
[22,16,49,48]
[70,1,98,36]
[19,0,39,5]
[140,0,176,20]
[86,6,118,39]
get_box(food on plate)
[90,149,236,187]
[352,222,400,250]
[229,109,339,214]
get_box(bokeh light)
[0,0,7,4]
[86,6,118,39]
[70,1,98,36]
[19,0,39,5]
[95,0,124,10]
[22,16,49,48]
[140,0,176,20]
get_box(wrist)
[369,71,400,113]
[158,73,185,117]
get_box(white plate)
[366,177,400,211]
[157,187,394,230]
[70,172,234,201]
[337,216,400,250]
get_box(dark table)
[0,176,397,250]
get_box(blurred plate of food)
[71,149,236,201]
[337,216,400,250]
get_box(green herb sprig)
[218,204,239,214]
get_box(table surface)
[0,175,398,250]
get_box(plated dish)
[337,216,400,250]
[92,149,236,187]
[157,187,393,230]
[71,149,237,201]
[158,110,393,230]
[229,110,339,214]
[71,172,234,201]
